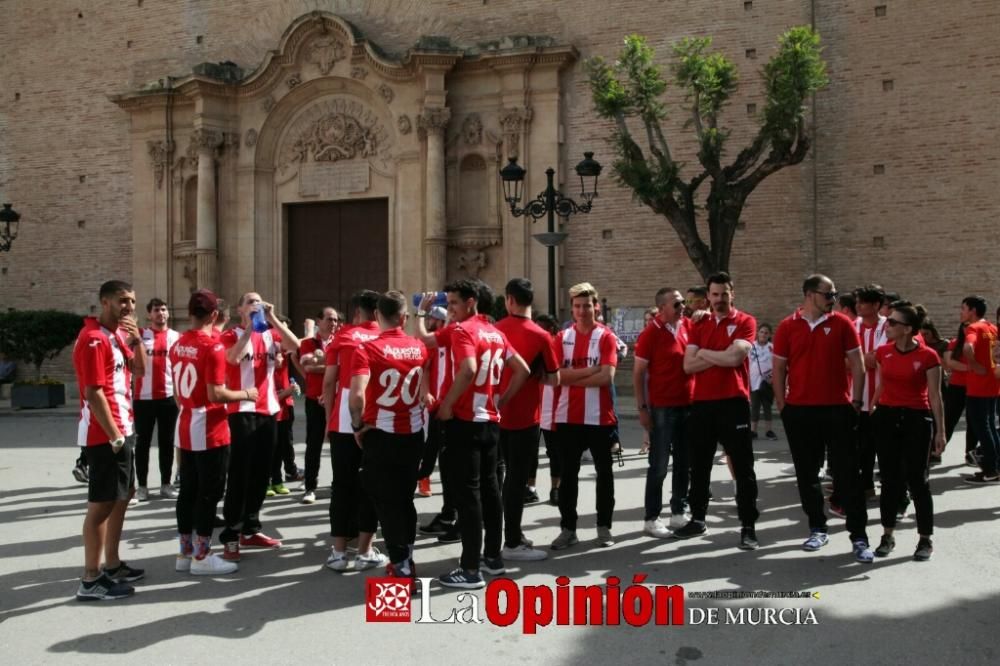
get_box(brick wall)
[1,0,996,356]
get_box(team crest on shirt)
[726,325,736,337]
[913,361,922,371]
[823,327,831,335]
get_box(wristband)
[245,390,251,400]
[416,310,428,317]
[351,422,364,432]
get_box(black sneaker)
[963,472,1000,485]
[102,561,145,583]
[670,520,707,540]
[913,537,933,561]
[438,568,485,590]
[965,450,981,467]
[76,573,134,601]
[419,515,454,535]
[765,430,778,441]
[548,488,559,506]
[437,526,462,544]
[72,463,89,483]
[874,534,895,557]
[523,487,540,505]
[928,454,942,465]
[738,526,759,551]
[480,555,506,575]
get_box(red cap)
[188,289,219,318]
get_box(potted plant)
[0,310,84,409]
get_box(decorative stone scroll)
[147,139,174,188]
[417,107,451,137]
[308,35,346,75]
[462,113,483,145]
[499,106,533,157]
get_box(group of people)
[70,272,999,601]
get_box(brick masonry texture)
[0,0,997,382]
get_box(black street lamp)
[0,204,20,253]
[500,152,602,316]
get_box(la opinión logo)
[365,578,412,623]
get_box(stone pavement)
[0,405,997,665]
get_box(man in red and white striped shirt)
[293,306,339,496]
[218,292,300,560]
[349,291,429,584]
[133,298,181,501]
[320,290,385,572]
[550,282,619,552]
[73,280,147,601]
[854,284,888,498]
[171,289,255,576]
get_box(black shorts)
[84,436,136,502]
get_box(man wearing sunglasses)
[772,274,874,563]
[634,288,693,539]
[294,306,340,501]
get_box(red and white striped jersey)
[352,328,428,434]
[73,317,135,446]
[326,321,380,433]
[426,346,449,414]
[170,329,230,451]
[134,327,180,400]
[539,383,559,431]
[274,356,294,422]
[555,324,618,426]
[220,327,282,416]
[446,315,512,423]
[855,316,888,412]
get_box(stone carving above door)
[277,97,393,174]
[308,34,346,75]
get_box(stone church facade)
[1,1,997,342]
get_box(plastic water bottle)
[289,377,301,398]
[250,307,270,332]
[412,292,448,308]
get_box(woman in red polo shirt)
[871,303,946,562]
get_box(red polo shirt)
[963,319,1000,397]
[634,316,693,407]
[772,310,861,406]
[876,343,941,410]
[687,308,755,402]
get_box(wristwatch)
[351,422,364,432]
[416,310,428,317]
[111,436,126,451]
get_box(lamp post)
[0,204,20,252]
[500,152,602,316]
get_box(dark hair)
[687,286,707,298]
[377,290,407,323]
[654,287,678,307]
[884,291,900,305]
[476,280,494,313]
[892,303,927,333]
[534,313,559,335]
[854,284,885,305]
[444,279,480,304]
[99,280,132,299]
[962,295,987,318]
[838,293,857,315]
[920,318,941,342]
[505,278,534,307]
[350,289,380,319]
[706,272,733,290]
[146,297,167,312]
[801,274,831,295]
[317,306,336,319]
[952,323,967,361]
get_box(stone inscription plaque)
[298,161,370,198]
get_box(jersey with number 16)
[352,328,428,434]
[170,329,231,451]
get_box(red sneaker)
[385,561,417,592]
[222,541,241,562]
[417,477,432,497]
[239,532,282,549]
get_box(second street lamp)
[500,152,602,316]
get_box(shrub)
[0,310,84,382]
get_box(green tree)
[588,27,829,278]
[0,310,84,381]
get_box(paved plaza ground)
[0,404,998,665]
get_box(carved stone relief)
[245,128,258,148]
[397,115,412,135]
[462,113,483,145]
[308,35,346,75]
[377,83,394,104]
[147,139,174,189]
[262,94,276,113]
[417,107,451,137]
[287,72,302,89]
[499,106,533,157]
[457,249,488,278]
[277,98,392,174]
[350,66,368,79]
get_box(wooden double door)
[286,199,388,334]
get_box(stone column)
[418,107,451,291]
[192,129,223,292]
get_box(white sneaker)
[175,555,191,572]
[136,486,150,502]
[581,450,593,463]
[190,553,238,575]
[780,464,797,476]
[127,496,139,507]
[325,549,349,572]
[354,547,389,571]
[644,519,671,539]
[669,513,690,530]
[301,491,317,505]
[160,484,179,499]
[501,544,548,561]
